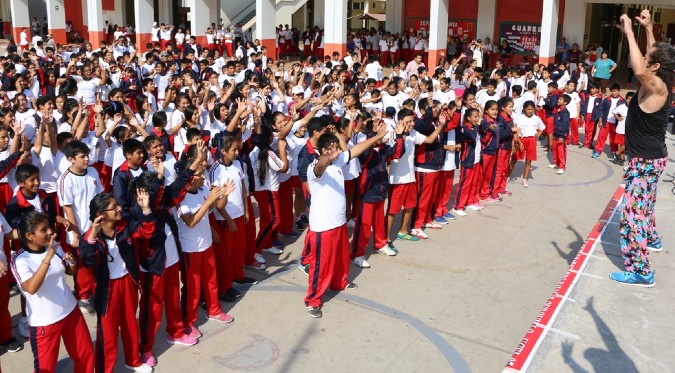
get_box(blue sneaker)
[609,271,655,288]
[433,217,448,225]
[397,232,420,241]
[443,212,456,220]
[280,230,301,238]
[647,239,663,252]
[272,240,284,248]
[591,151,600,158]
[387,241,399,254]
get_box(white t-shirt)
[72,76,101,105]
[442,129,457,171]
[209,160,246,220]
[57,167,104,243]
[613,103,628,135]
[175,186,213,253]
[606,97,622,124]
[0,213,12,265]
[12,246,78,327]
[389,129,426,184]
[565,91,581,118]
[433,89,456,105]
[249,147,284,192]
[146,154,177,186]
[516,114,546,137]
[32,148,59,193]
[105,237,128,279]
[307,151,350,232]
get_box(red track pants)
[569,118,580,145]
[433,170,455,218]
[454,165,480,211]
[254,190,280,250]
[278,180,295,234]
[351,200,387,258]
[479,153,498,200]
[493,149,511,195]
[95,275,141,373]
[213,217,247,294]
[583,114,598,148]
[594,123,618,154]
[304,224,350,308]
[412,171,440,229]
[30,307,94,373]
[139,263,185,354]
[181,248,222,328]
[553,139,568,170]
[244,196,258,262]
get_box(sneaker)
[307,306,322,318]
[184,326,202,339]
[433,216,449,225]
[396,232,420,241]
[0,337,22,352]
[263,247,283,255]
[522,180,529,188]
[300,214,309,225]
[18,317,29,338]
[467,204,483,211]
[125,363,153,372]
[578,143,586,149]
[78,299,94,314]
[298,262,310,275]
[295,220,305,230]
[484,196,501,203]
[609,271,655,288]
[344,283,358,290]
[140,352,157,367]
[346,219,356,228]
[410,228,429,239]
[233,277,259,285]
[245,261,266,270]
[219,288,242,302]
[501,189,512,196]
[167,334,198,346]
[351,256,371,268]
[272,240,284,249]
[424,222,443,229]
[557,169,565,175]
[386,241,399,254]
[208,312,235,323]
[376,245,397,256]
[279,230,301,238]
[648,239,663,253]
[254,253,266,264]
[547,164,557,169]
[591,151,600,158]
[451,208,467,217]
[443,212,456,220]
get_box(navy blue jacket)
[414,110,444,171]
[581,93,604,122]
[357,137,404,202]
[297,140,319,183]
[601,96,626,124]
[544,92,559,117]
[458,122,479,169]
[553,106,570,139]
[112,161,147,221]
[479,116,499,156]
[497,113,515,150]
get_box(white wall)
[475,0,495,41]
[385,0,403,34]
[562,0,586,49]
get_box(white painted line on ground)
[546,327,581,340]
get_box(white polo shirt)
[57,167,104,243]
[175,185,213,253]
[209,160,246,220]
[307,151,350,232]
[516,114,546,137]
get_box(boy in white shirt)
[611,91,633,166]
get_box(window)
[352,2,362,10]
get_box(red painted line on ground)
[503,184,625,373]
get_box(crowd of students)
[0,22,651,372]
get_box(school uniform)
[553,105,570,170]
[0,213,16,348]
[305,152,352,308]
[432,114,461,218]
[594,96,625,155]
[11,244,94,373]
[112,161,146,221]
[565,91,582,145]
[412,110,444,229]
[515,115,546,161]
[351,137,404,258]
[543,91,559,137]
[493,113,515,195]
[80,204,157,373]
[250,147,284,251]
[581,93,604,148]
[478,116,500,200]
[453,121,481,211]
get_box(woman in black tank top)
[610,10,675,287]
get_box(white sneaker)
[547,164,557,169]
[254,253,266,264]
[467,204,482,211]
[451,208,467,217]
[351,256,371,268]
[410,228,429,239]
[125,363,153,372]
[346,219,356,228]
[18,317,29,338]
[557,169,565,175]
[376,245,397,256]
[262,247,283,255]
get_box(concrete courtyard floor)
[2,124,675,370]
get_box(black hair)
[152,111,167,128]
[484,100,498,112]
[88,192,116,222]
[186,128,202,143]
[35,95,54,110]
[523,100,537,111]
[397,108,414,121]
[463,108,480,123]
[254,124,274,186]
[122,138,144,156]
[547,82,558,90]
[59,77,78,96]
[306,117,326,136]
[19,211,50,244]
[609,83,621,91]
[561,94,571,105]
[316,133,339,154]
[498,96,514,111]
[15,164,40,184]
[650,42,675,87]
[63,140,90,159]
[512,85,523,96]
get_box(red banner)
[406,18,476,40]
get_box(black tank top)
[625,88,672,159]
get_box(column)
[475,0,496,41]
[324,0,348,59]
[313,0,324,29]
[157,0,172,23]
[427,0,449,71]
[87,0,105,47]
[46,0,67,45]
[134,0,154,50]
[256,0,277,59]
[10,0,30,44]
[538,0,559,65]
[562,0,585,50]
[385,0,403,35]
[191,0,216,47]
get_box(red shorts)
[614,133,625,145]
[387,182,417,215]
[517,137,538,161]
[545,117,554,134]
[290,175,302,188]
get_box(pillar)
[87,0,105,47]
[385,0,403,35]
[191,0,216,46]
[157,0,172,24]
[427,0,449,71]
[538,0,559,65]
[313,0,324,29]
[46,0,67,45]
[562,0,585,50]
[324,0,347,59]
[10,0,30,44]
[135,0,154,50]
[476,0,496,41]
[256,0,277,59]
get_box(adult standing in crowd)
[610,9,674,287]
